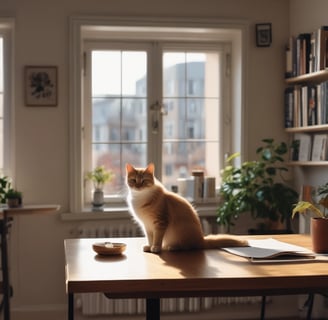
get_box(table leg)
[0,217,11,320]
[146,298,160,320]
[68,293,74,320]
[260,296,266,320]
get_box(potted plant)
[6,189,23,208]
[292,183,328,253]
[86,166,114,207]
[0,175,11,204]
[217,138,299,233]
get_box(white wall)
[0,0,293,316]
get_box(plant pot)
[7,197,22,208]
[92,189,104,207]
[311,217,328,253]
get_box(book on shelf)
[311,134,328,161]
[315,26,328,72]
[285,36,297,78]
[297,133,312,161]
[284,81,328,127]
[293,86,301,127]
[308,85,317,126]
[316,81,328,125]
[285,26,328,78]
[298,33,311,75]
[284,87,294,128]
[301,85,308,127]
[222,238,317,263]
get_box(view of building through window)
[90,49,220,196]
[162,52,220,189]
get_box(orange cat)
[126,163,248,253]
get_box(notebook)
[222,238,318,263]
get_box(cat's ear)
[146,163,155,175]
[126,163,134,173]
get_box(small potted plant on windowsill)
[292,183,328,253]
[86,166,114,208]
[6,189,23,208]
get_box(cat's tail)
[202,234,248,249]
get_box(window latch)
[150,101,167,133]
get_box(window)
[69,18,245,213]
[0,20,14,178]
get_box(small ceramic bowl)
[92,242,127,256]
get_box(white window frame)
[0,19,15,179]
[69,16,247,214]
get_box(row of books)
[285,26,328,78]
[284,81,328,128]
[290,133,328,162]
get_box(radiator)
[72,221,262,316]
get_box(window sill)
[61,207,131,221]
[61,199,220,221]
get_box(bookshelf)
[285,27,328,166]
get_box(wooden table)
[64,234,328,320]
[0,205,60,320]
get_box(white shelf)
[285,125,328,133]
[288,161,328,167]
[285,69,328,85]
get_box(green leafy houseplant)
[86,166,114,190]
[217,139,299,231]
[6,188,23,208]
[0,176,11,204]
[292,183,328,253]
[6,189,22,199]
[292,183,328,219]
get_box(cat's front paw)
[143,245,151,252]
[150,245,161,254]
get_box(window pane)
[92,97,120,142]
[163,98,186,139]
[162,50,221,191]
[92,51,121,96]
[163,52,186,97]
[122,51,147,96]
[92,143,147,194]
[91,49,148,195]
[122,98,147,142]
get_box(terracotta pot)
[311,217,328,253]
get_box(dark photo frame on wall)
[25,66,58,106]
[256,23,272,47]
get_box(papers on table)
[222,238,327,263]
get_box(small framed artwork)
[256,23,272,47]
[25,66,58,106]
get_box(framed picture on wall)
[25,66,58,106]
[255,23,272,47]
